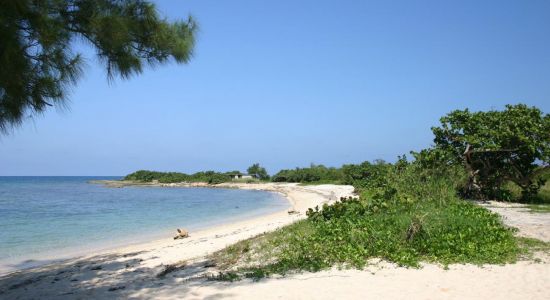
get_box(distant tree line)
[125,163,271,184]
[125,104,549,202]
[271,163,344,184]
[124,170,231,184]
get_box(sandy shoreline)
[0,189,288,275]
[1,182,549,299]
[0,183,290,275]
[0,182,335,276]
[0,182,355,298]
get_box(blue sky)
[1,0,549,176]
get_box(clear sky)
[1,0,549,176]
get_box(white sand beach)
[0,183,549,300]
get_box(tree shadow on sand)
[0,249,273,299]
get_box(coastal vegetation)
[271,164,345,184]
[429,104,549,202]
[211,159,522,279]
[208,104,549,279]
[125,170,232,184]
[124,164,270,184]
[271,160,392,188]
[123,104,549,279]
[247,163,270,180]
[271,104,550,204]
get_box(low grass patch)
[517,237,550,261]
[156,261,186,278]
[525,204,550,213]
[211,220,315,271]
[503,175,550,204]
[517,237,550,252]
[297,180,343,186]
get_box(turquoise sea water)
[0,177,288,273]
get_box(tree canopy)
[247,163,269,180]
[430,104,550,199]
[0,0,196,132]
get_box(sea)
[0,176,288,274]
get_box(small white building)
[229,173,255,180]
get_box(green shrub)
[211,162,520,279]
[341,160,391,189]
[272,164,343,183]
[124,170,232,184]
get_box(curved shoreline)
[1,183,549,300]
[0,188,290,276]
[0,183,355,298]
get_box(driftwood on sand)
[173,228,189,240]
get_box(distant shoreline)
[89,179,233,189]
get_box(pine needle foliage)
[0,0,197,131]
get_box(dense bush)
[502,168,550,203]
[271,164,343,183]
[124,170,171,182]
[124,170,232,184]
[341,160,391,190]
